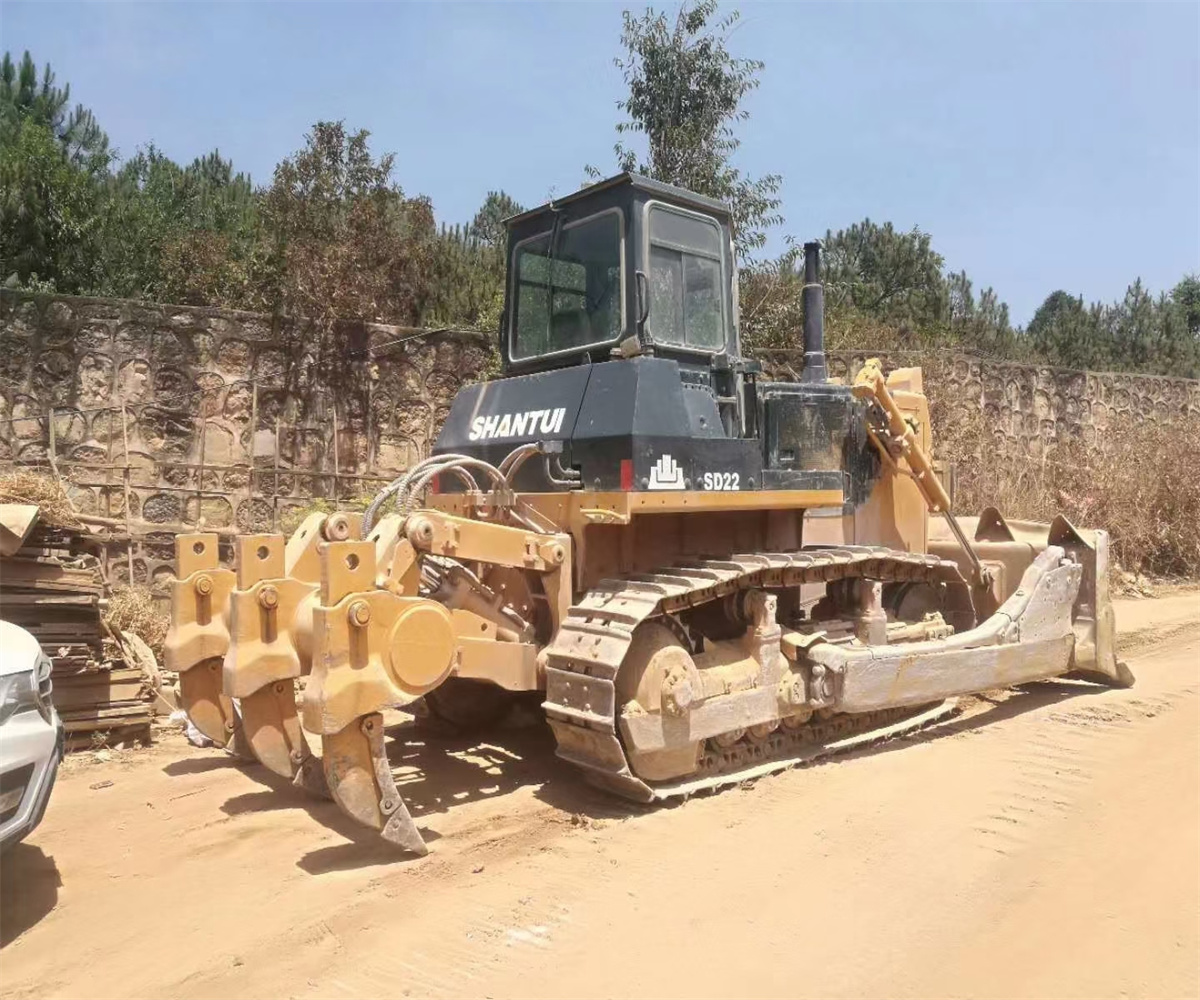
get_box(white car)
[0,620,63,850]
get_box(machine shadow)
[202,676,1112,875]
[0,843,62,947]
[827,676,1119,770]
[293,720,564,875]
[392,716,648,825]
[162,753,253,777]
[387,721,557,816]
[181,713,575,873]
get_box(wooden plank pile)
[1,518,151,750]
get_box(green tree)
[602,1,782,258]
[1026,290,1104,369]
[96,145,259,303]
[425,223,503,329]
[0,117,101,291]
[469,190,523,247]
[822,219,948,330]
[1107,279,1159,372]
[0,51,110,171]
[0,52,111,291]
[428,189,526,335]
[946,269,1016,355]
[257,121,437,335]
[1028,282,1200,377]
[155,151,262,307]
[741,225,1020,357]
[1170,275,1200,339]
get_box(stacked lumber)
[0,518,151,750]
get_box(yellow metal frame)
[431,487,844,525]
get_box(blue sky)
[2,1,1197,324]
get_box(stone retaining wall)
[3,290,1197,595]
[757,349,1199,460]
[0,290,490,591]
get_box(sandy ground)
[1,591,1197,1000]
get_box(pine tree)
[0,51,110,170]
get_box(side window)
[647,206,726,350]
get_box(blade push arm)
[852,358,989,590]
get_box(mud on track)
[2,593,1197,1000]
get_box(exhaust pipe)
[801,240,827,384]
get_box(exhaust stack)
[801,239,827,383]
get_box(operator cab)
[434,173,876,503]
[502,173,744,377]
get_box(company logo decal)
[648,454,685,490]
[468,407,566,442]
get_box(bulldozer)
[164,173,1132,855]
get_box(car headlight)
[0,670,40,725]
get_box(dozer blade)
[322,713,427,856]
[930,508,1133,688]
[1049,515,1134,688]
[240,682,328,797]
[808,545,1129,714]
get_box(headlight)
[0,670,39,725]
[35,653,54,723]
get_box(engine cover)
[435,356,762,493]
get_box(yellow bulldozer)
[164,174,1131,855]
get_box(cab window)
[511,211,623,360]
[647,205,726,351]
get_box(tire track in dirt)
[888,665,1199,1000]
[178,636,1199,1000]
[977,721,1123,855]
[971,654,1197,859]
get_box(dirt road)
[2,593,1197,1000]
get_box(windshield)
[511,211,623,360]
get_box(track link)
[542,545,970,802]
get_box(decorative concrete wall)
[0,290,491,592]
[3,290,1197,595]
[758,349,1200,461]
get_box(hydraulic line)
[363,454,505,532]
[499,442,541,479]
[398,457,507,517]
[363,455,459,532]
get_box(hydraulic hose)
[398,457,506,518]
[362,454,507,533]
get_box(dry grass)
[279,497,341,534]
[938,407,1200,579]
[0,469,80,527]
[279,493,379,534]
[105,586,170,659]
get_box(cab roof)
[506,172,732,229]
